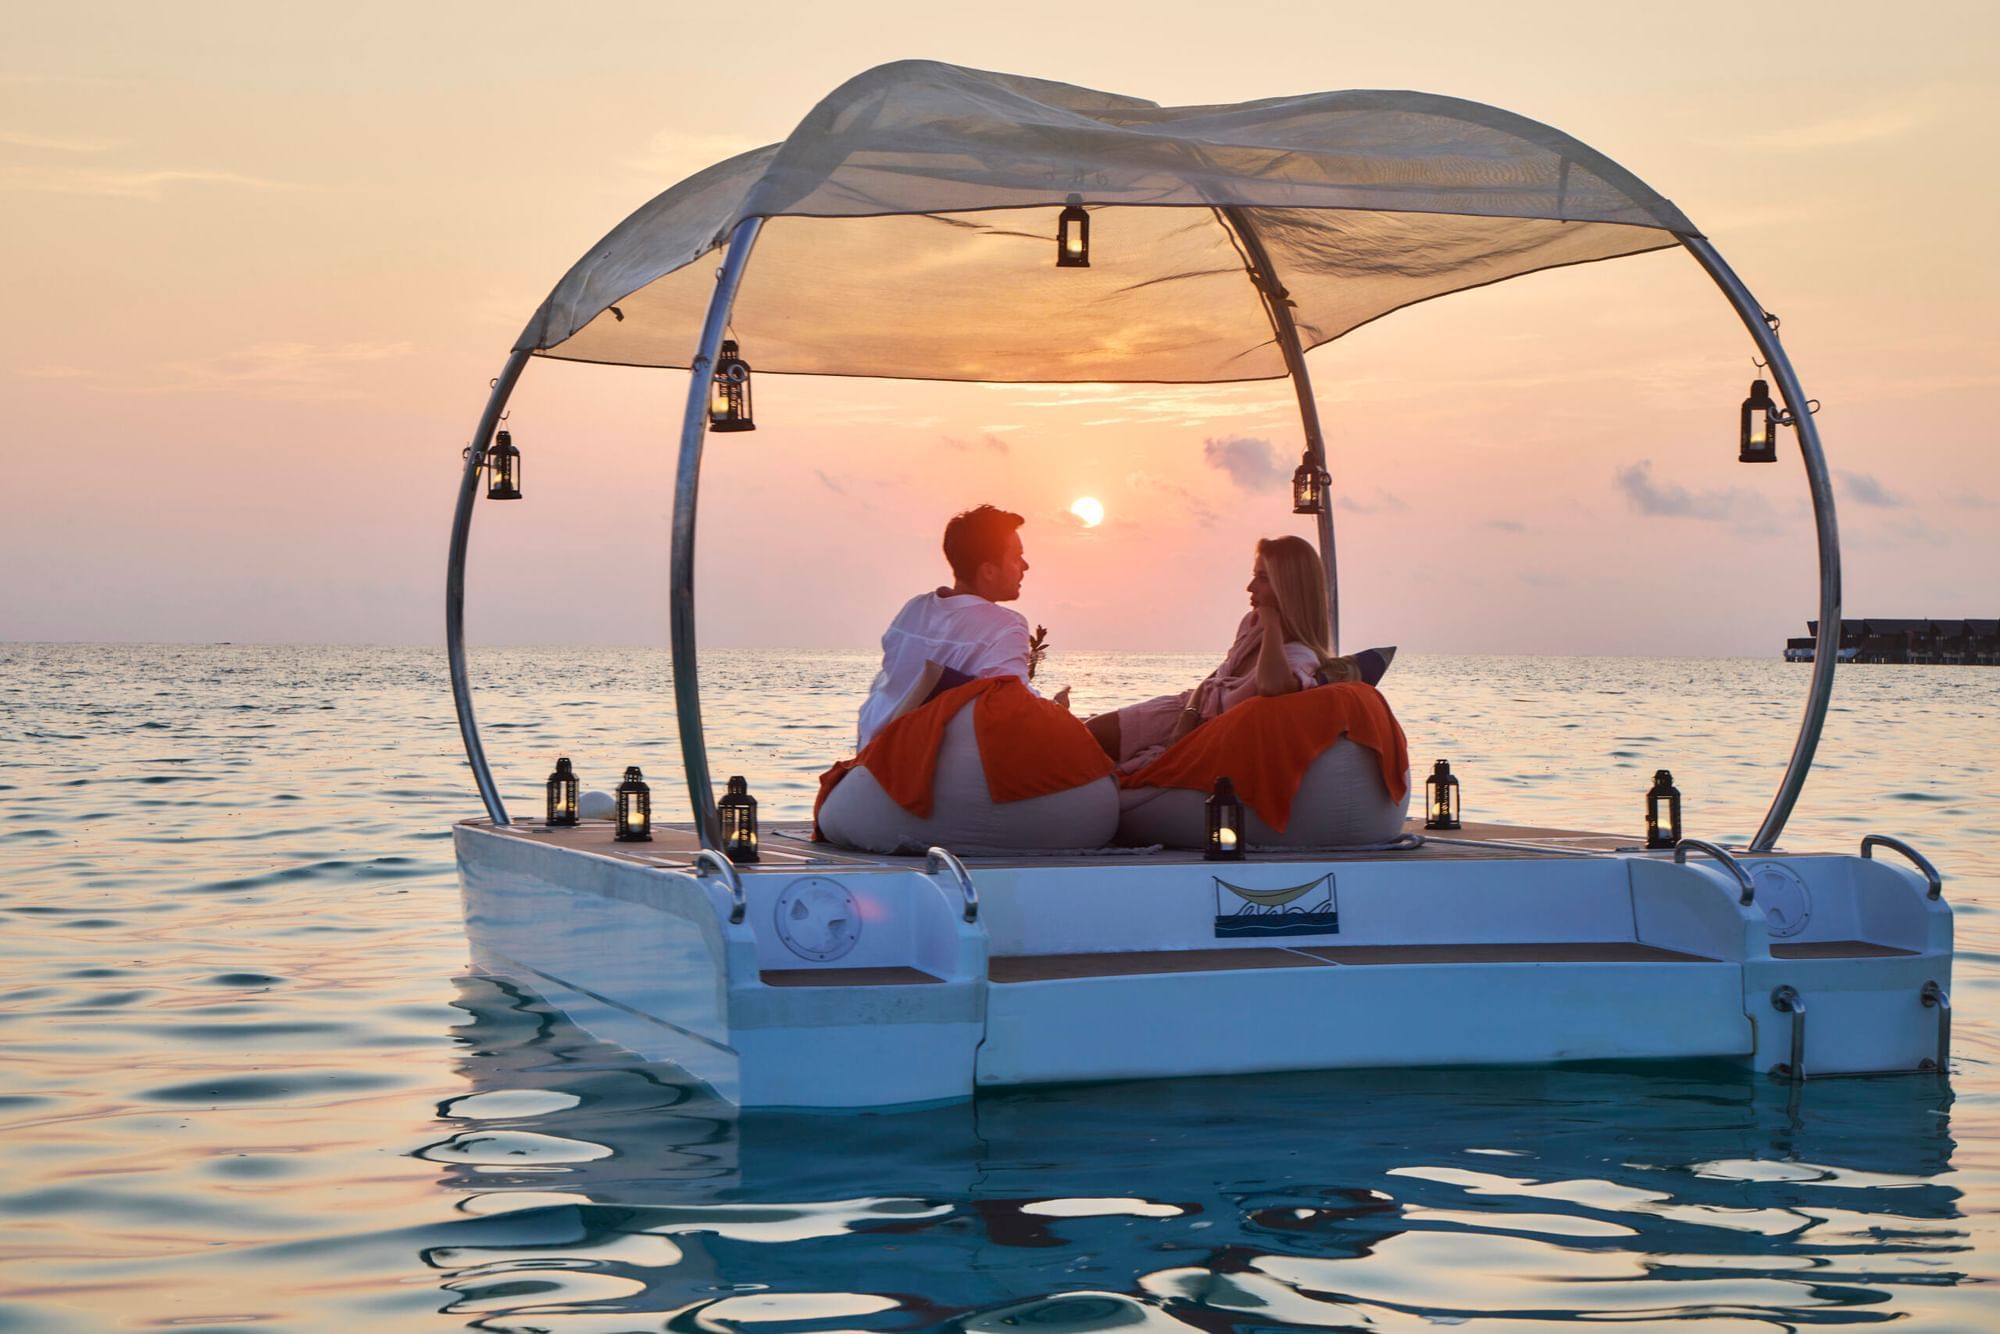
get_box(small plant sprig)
[1026,624,1050,681]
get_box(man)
[856,504,1069,748]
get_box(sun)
[1070,496,1105,528]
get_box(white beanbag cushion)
[1117,738,1410,849]
[820,706,1118,855]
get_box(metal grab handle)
[1674,839,1756,906]
[1862,835,1944,901]
[1771,985,1807,1081]
[1922,981,1951,1073]
[926,846,978,923]
[692,848,747,925]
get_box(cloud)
[1202,435,1285,491]
[1838,470,1906,508]
[1882,517,1948,547]
[1950,491,1996,509]
[811,468,847,495]
[0,163,302,200]
[1734,104,1930,152]
[1615,460,1776,530]
[1336,488,1409,515]
[1126,470,1218,527]
[1482,519,1527,533]
[0,129,119,152]
[14,364,86,379]
[944,432,1010,455]
[124,341,414,400]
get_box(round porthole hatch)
[773,877,862,961]
[1751,863,1813,939]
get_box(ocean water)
[1,644,1995,1331]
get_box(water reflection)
[417,975,1966,1329]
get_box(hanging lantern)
[486,429,522,500]
[546,756,579,828]
[1424,760,1461,831]
[1291,450,1330,515]
[1056,194,1090,268]
[1205,776,1245,861]
[615,765,652,842]
[1739,378,1778,464]
[708,340,755,433]
[1645,769,1682,849]
[719,774,760,864]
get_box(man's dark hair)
[942,504,1025,583]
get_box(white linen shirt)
[856,590,1034,749]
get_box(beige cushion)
[1117,739,1409,849]
[821,705,1118,855]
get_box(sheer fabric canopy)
[517,60,1698,384]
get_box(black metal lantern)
[1739,378,1778,464]
[1645,768,1682,849]
[1424,759,1461,831]
[1056,194,1090,268]
[1291,450,1330,515]
[486,429,522,500]
[708,339,755,433]
[1205,776,1245,861]
[615,765,652,842]
[719,774,759,864]
[546,756,579,828]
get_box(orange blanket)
[1120,683,1409,833]
[815,678,1114,829]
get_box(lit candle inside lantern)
[1217,826,1238,851]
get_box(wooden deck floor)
[467,816,1653,872]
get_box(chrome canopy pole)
[446,346,532,824]
[672,216,764,851]
[1221,206,1341,652]
[1681,235,1840,852]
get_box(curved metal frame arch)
[1221,206,1341,651]
[452,219,1835,857]
[447,346,531,824]
[670,217,765,852]
[1680,235,1840,852]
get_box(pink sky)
[4,1,1996,654]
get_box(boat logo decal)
[1213,874,1337,938]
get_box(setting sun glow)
[1071,496,1105,528]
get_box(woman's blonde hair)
[1256,535,1335,669]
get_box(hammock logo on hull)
[1213,874,1338,938]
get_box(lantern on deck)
[1739,378,1778,464]
[719,774,760,864]
[615,765,652,842]
[546,756,579,828]
[1645,768,1682,849]
[1424,760,1461,831]
[1056,195,1090,268]
[1205,777,1245,861]
[709,340,755,433]
[1291,450,1330,515]
[486,429,522,500]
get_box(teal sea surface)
[1,645,1995,1330]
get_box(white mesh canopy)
[518,61,1697,383]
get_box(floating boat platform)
[456,819,1951,1108]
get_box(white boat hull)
[455,822,1952,1108]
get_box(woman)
[1085,535,1342,770]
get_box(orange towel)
[815,678,1114,831]
[1120,683,1409,833]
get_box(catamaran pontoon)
[450,62,1951,1108]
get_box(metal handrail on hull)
[1678,236,1841,853]
[446,346,532,825]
